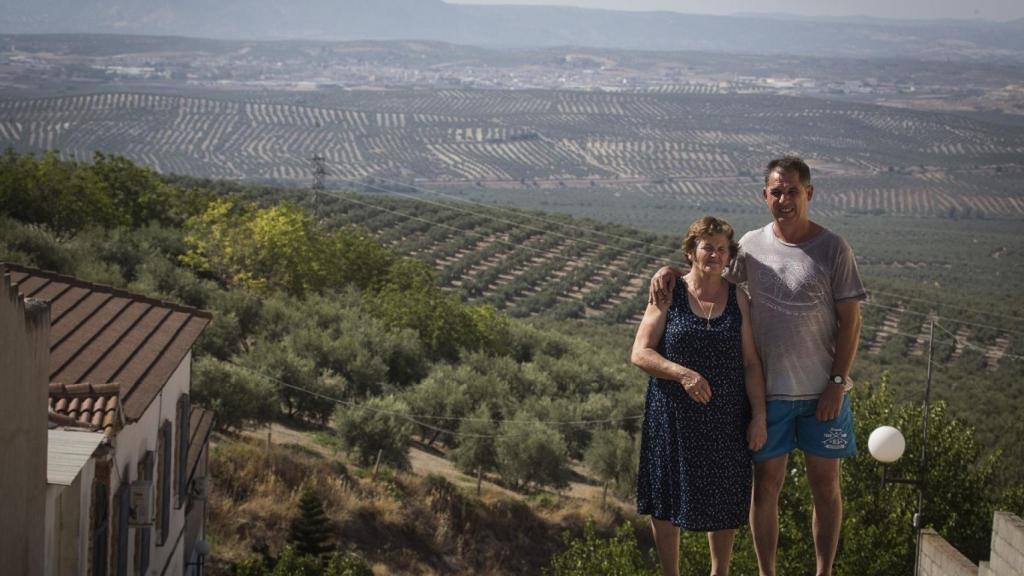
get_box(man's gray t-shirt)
[726,223,866,400]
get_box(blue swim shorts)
[752,395,857,462]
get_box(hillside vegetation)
[1,151,1022,574]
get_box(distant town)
[2,36,1022,117]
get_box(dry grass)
[206,433,645,575]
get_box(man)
[650,156,866,576]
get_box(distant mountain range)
[3,0,1024,60]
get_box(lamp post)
[185,539,211,576]
[867,320,935,576]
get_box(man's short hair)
[681,216,739,264]
[764,156,811,187]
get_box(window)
[158,420,172,546]
[91,482,109,576]
[176,395,190,508]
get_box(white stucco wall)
[40,345,199,576]
[110,352,193,576]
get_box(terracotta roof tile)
[48,383,120,433]
[3,263,211,423]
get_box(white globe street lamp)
[868,425,906,464]
[868,321,937,576]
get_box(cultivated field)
[312,192,1024,374]
[2,88,1023,220]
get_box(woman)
[631,216,767,576]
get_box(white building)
[3,263,215,576]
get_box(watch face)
[832,375,844,385]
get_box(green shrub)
[333,396,413,469]
[496,415,570,491]
[230,546,372,576]
[191,357,278,431]
[547,521,653,576]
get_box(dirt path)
[243,423,630,508]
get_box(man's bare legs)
[751,455,788,576]
[651,518,680,576]
[806,454,843,576]
[708,529,737,576]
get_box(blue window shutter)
[177,395,190,507]
[116,482,130,576]
[137,451,154,574]
[159,421,172,545]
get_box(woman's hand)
[747,414,767,451]
[681,372,712,405]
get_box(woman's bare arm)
[631,298,711,404]
[738,290,767,450]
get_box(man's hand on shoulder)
[648,266,682,305]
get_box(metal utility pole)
[877,319,935,576]
[311,154,327,220]
[913,319,936,576]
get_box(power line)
[933,321,1024,362]
[862,300,1024,338]
[224,359,644,438]
[867,288,1024,325]
[861,318,1023,364]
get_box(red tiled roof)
[49,383,120,433]
[3,263,211,423]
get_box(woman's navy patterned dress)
[636,279,752,531]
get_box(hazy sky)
[448,0,1024,21]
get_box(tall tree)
[496,414,570,491]
[451,404,499,494]
[333,396,414,469]
[584,428,635,505]
[288,487,332,559]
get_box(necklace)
[690,282,723,329]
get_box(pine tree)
[288,487,332,558]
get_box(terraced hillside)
[320,192,676,325]
[2,88,1023,219]
[312,191,1024,375]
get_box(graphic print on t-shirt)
[754,254,830,318]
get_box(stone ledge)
[920,528,977,576]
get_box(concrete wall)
[919,528,978,576]
[0,272,50,576]
[44,467,88,576]
[111,352,192,576]
[918,512,1024,576]
[983,511,1024,576]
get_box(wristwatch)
[830,374,854,391]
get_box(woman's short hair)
[681,216,739,263]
